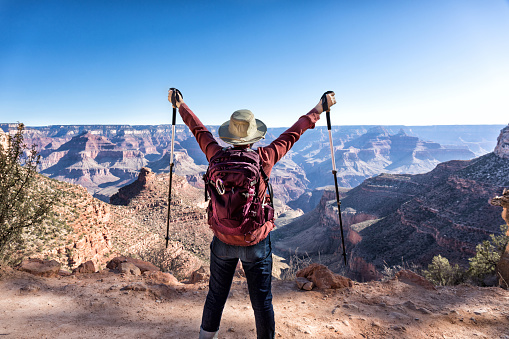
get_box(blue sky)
[1,0,508,127]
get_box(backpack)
[203,147,274,236]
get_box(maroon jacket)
[178,103,321,246]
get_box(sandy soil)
[1,266,508,339]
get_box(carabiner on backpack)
[215,178,225,195]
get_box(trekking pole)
[165,88,182,248]
[322,91,347,266]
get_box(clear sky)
[1,0,508,127]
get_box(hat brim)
[218,119,267,145]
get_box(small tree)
[468,224,509,285]
[0,123,57,263]
[423,254,465,286]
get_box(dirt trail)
[1,267,508,339]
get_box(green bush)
[467,224,509,285]
[0,123,58,263]
[423,255,465,286]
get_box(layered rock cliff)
[343,125,509,280]
[21,168,208,274]
[275,125,509,281]
[2,123,498,205]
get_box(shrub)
[467,224,509,285]
[280,251,313,281]
[0,123,58,263]
[423,255,465,286]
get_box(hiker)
[168,89,336,339]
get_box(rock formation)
[494,125,509,159]
[0,128,8,150]
[1,123,497,204]
[110,167,211,276]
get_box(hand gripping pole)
[165,88,183,248]
[322,91,347,266]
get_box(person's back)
[168,88,336,339]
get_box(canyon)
[1,123,502,206]
[274,124,509,281]
[2,122,508,283]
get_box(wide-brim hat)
[218,109,267,145]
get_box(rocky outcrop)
[109,168,209,277]
[494,125,509,159]
[296,263,353,289]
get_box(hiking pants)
[200,235,275,339]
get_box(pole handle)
[321,90,334,114]
[169,87,183,112]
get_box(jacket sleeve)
[178,103,222,161]
[259,108,321,176]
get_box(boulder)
[119,262,141,276]
[143,271,180,285]
[189,266,210,284]
[394,269,436,290]
[296,277,314,291]
[296,263,353,289]
[72,260,96,274]
[106,256,160,273]
[18,258,61,277]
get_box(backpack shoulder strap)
[255,148,274,208]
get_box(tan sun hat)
[218,109,267,145]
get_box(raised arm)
[168,89,222,161]
[259,92,336,174]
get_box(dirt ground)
[1,266,508,339]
